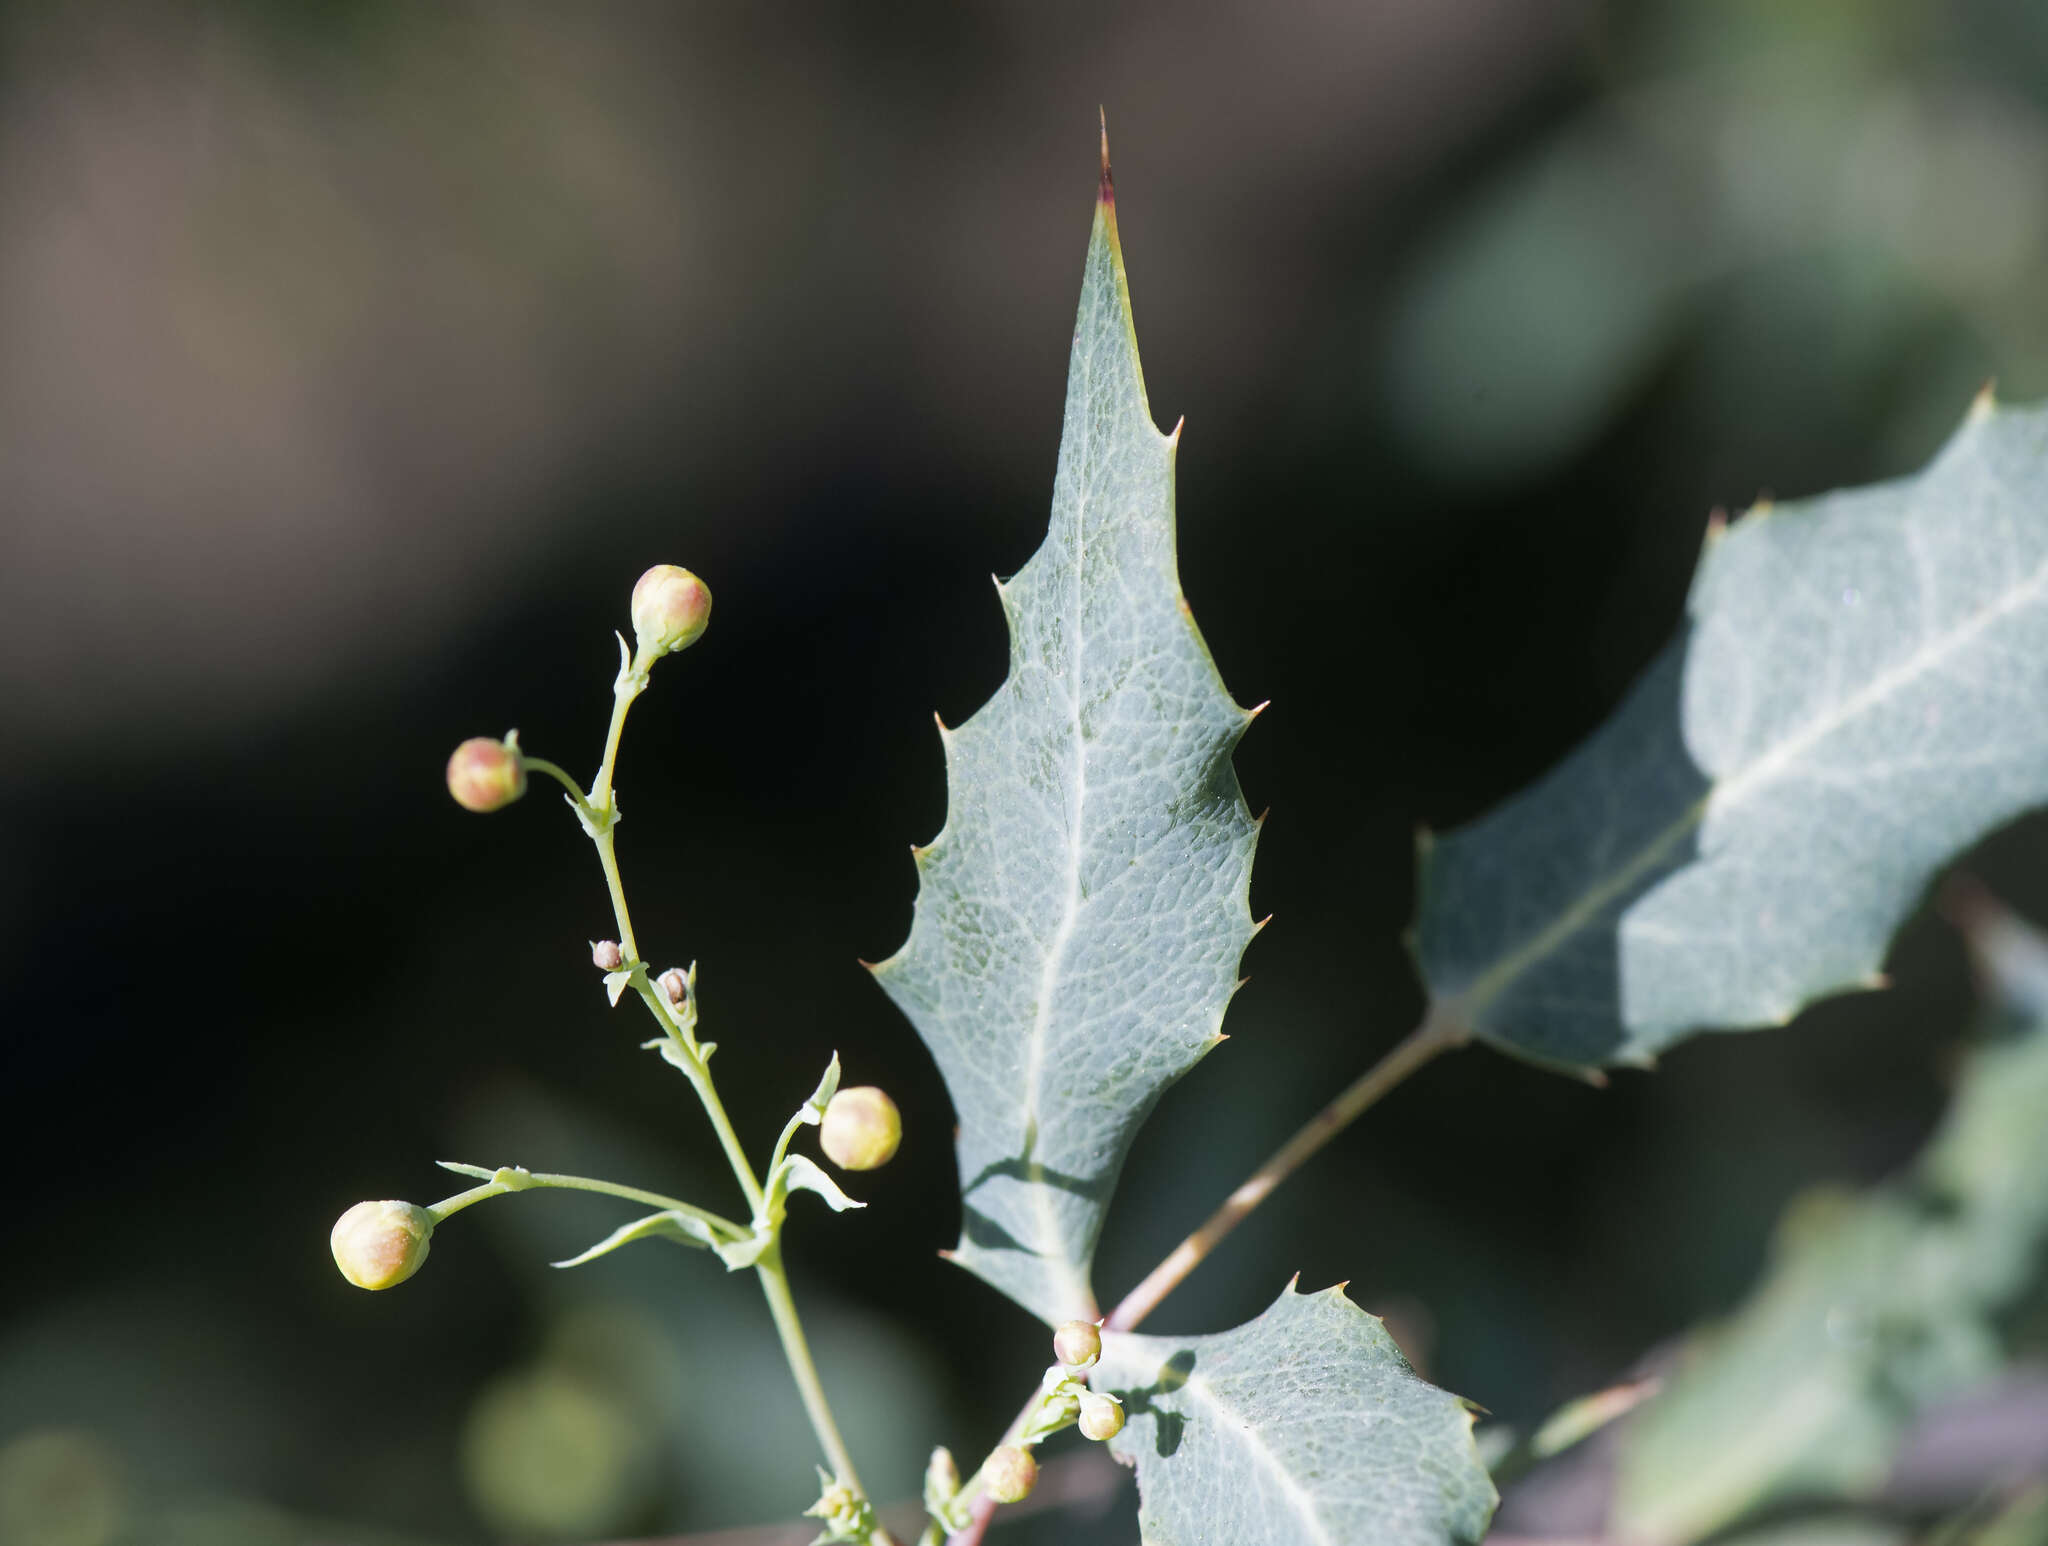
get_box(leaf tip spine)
[1970,377,1998,422]
[1252,912,1273,936]
[1748,492,1776,519]
[1098,106,1113,205]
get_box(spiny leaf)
[1095,1281,1497,1546]
[1417,397,2048,1068]
[1611,896,2048,1544]
[871,145,1260,1322]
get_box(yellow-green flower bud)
[981,1444,1037,1505]
[1077,1392,1125,1442]
[631,565,712,660]
[1053,1319,1103,1369]
[331,1199,434,1290]
[924,1445,960,1505]
[819,1086,902,1171]
[591,939,624,971]
[446,737,526,813]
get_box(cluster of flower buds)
[1053,1318,1124,1441]
[802,1473,877,1543]
[446,735,526,813]
[330,1200,435,1290]
[819,1086,902,1171]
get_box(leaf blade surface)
[871,173,1259,1322]
[1097,1282,1497,1546]
[1418,402,2048,1067]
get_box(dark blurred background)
[6,2,2048,1541]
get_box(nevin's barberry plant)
[332,124,2048,1546]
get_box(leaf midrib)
[1017,338,1099,1312]
[1453,530,2048,1027]
[1173,1366,1336,1546]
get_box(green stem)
[550,640,882,1532]
[595,828,642,966]
[520,756,589,806]
[591,654,647,812]
[669,1028,768,1215]
[756,1240,868,1498]
[427,1168,745,1238]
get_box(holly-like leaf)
[1610,896,2048,1544]
[1095,1281,1497,1546]
[870,145,1260,1323]
[1417,398,2048,1068]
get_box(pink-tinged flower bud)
[819,1086,901,1171]
[981,1445,1037,1504]
[446,738,526,813]
[658,968,689,1007]
[630,565,712,660]
[331,1199,434,1290]
[1077,1392,1125,1442]
[1053,1319,1103,1369]
[591,939,624,971]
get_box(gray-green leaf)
[1096,1281,1497,1546]
[871,164,1260,1323]
[1417,398,2048,1068]
[1611,897,2048,1543]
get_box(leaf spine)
[1098,106,1113,204]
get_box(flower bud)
[447,737,526,813]
[981,1445,1037,1505]
[331,1199,434,1290]
[924,1445,960,1505]
[591,939,624,971]
[658,968,689,1007]
[819,1086,902,1171]
[1077,1392,1125,1442]
[1053,1319,1103,1369]
[631,565,712,660]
